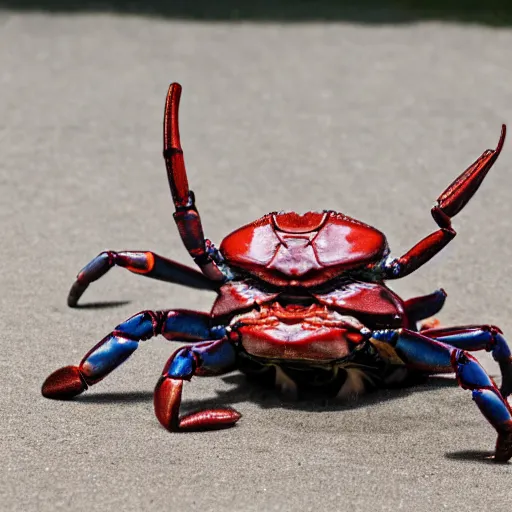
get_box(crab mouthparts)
[276,292,317,307]
[233,302,367,361]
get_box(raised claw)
[163,83,190,209]
[435,124,506,219]
[153,377,241,432]
[162,83,224,281]
[42,365,88,399]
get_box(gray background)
[1,4,512,511]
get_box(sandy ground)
[1,9,512,511]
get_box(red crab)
[43,84,512,461]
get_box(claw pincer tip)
[42,366,87,399]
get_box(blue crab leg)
[372,328,512,462]
[67,250,218,307]
[41,310,226,399]
[154,338,240,431]
[420,324,512,396]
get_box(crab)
[42,83,512,461]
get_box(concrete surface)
[1,9,512,512]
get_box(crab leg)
[154,339,240,431]
[42,309,226,399]
[163,83,224,281]
[420,324,512,396]
[384,126,506,279]
[372,328,512,462]
[404,288,447,327]
[67,250,218,307]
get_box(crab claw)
[41,365,88,399]
[435,124,506,219]
[153,377,241,432]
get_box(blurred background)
[1,2,512,511]
[2,0,512,24]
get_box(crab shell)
[215,211,405,330]
[219,210,387,288]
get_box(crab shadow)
[76,374,506,464]
[73,300,131,310]
[445,450,497,464]
[76,372,458,413]
[190,373,458,413]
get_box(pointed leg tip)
[67,281,88,308]
[153,377,241,432]
[42,366,87,399]
[67,296,78,308]
[154,377,183,431]
[498,124,507,150]
[179,408,242,431]
[494,430,512,463]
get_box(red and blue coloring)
[42,83,512,461]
